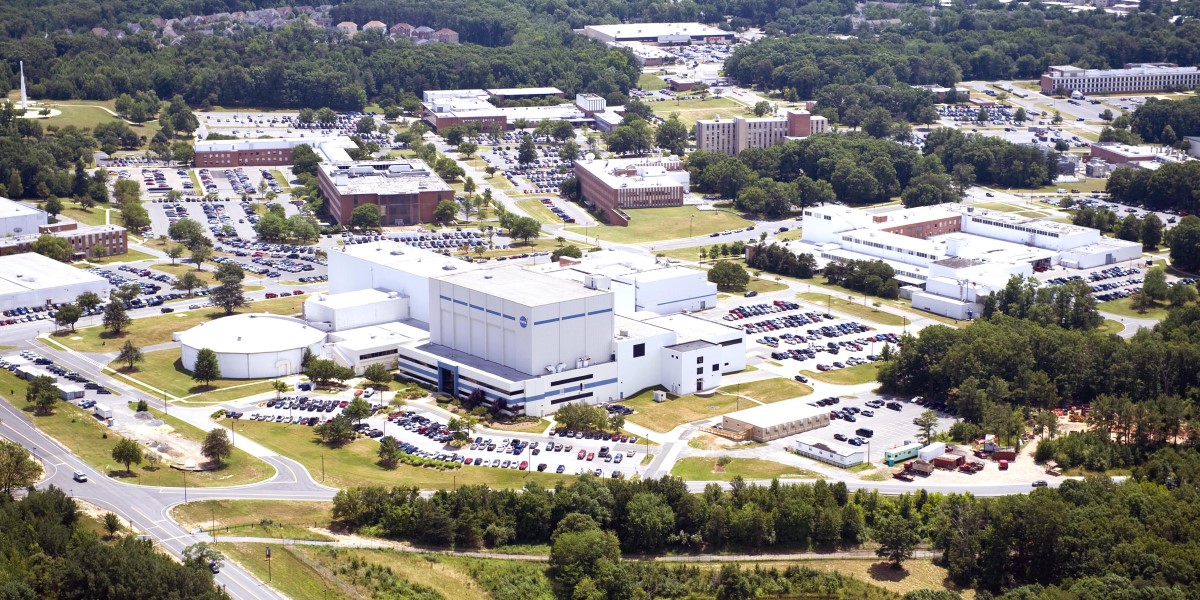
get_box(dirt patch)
[111,411,208,469]
[687,432,764,451]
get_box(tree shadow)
[867,562,910,583]
[97,331,130,342]
[107,469,139,479]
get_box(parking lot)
[812,393,956,461]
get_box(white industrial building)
[176,313,326,379]
[530,248,718,314]
[795,438,866,468]
[790,203,1142,319]
[720,400,830,442]
[0,253,109,311]
[302,242,745,415]
[0,197,47,238]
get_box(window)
[696,367,703,375]
[696,357,703,364]
[711,364,719,372]
[632,343,645,358]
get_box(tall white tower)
[19,61,28,111]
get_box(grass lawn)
[655,246,709,262]
[776,228,804,241]
[58,205,111,227]
[691,558,968,599]
[670,457,822,481]
[687,433,766,451]
[638,73,668,91]
[1024,177,1109,194]
[1097,297,1170,320]
[152,262,219,286]
[650,97,747,127]
[720,377,812,404]
[217,543,355,600]
[0,369,269,486]
[622,387,742,433]
[796,292,912,327]
[972,201,1023,213]
[235,420,572,490]
[567,206,750,244]
[50,294,307,353]
[800,363,881,386]
[111,347,278,402]
[479,237,562,259]
[270,170,292,192]
[514,198,564,224]
[172,500,333,541]
[745,277,789,294]
[1099,319,1125,335]
[74,248,157,267]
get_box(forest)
[333,464,1200,598]
[0,487,228,598]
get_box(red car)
[518,461,528,470]
[293,289,304,295]
[338,400,349,408]
[265,292,278,299]
[587,452,595,461]
[577,449,586,460]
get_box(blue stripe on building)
[560,312,585,321]
[587,308,612,316]
[469,304,484,311]
[486,309,501,317]
[534,318,559,326]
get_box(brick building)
[316,160,453,226]
[695,110,829,155]
[573,157,690,226]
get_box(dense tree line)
[746,243,816,279]
[923,128,1057,189]
[814,83,939,131]
[1129,95,1200,144]
[0,487,228,599]
[4,23,640,111]
[1106,163,1200,214]
[0,105,108,203]
[981,276,1104,331]
[824,259,900,299]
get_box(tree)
[31,234,73,262]
[1099,108,1114,121]
[874,516,920,569]
[914,409,939,445]
[1117,214,1142,242]
[25,375,58,415]
[189,243,212,269]
[356,115,376,134]
[210,265,246,315]
[44,196,63,220]
[102,300,130,335]
[1142,214,1163,250]
[191,348,221,386]
[316,107,337,124]
[77,291,101,315]
[182,542,225,571]
[1013,108,1027,123]
[609,412,625,432]
[168,218,205,246]
[201,429,233,466]
[0,440,40,494]
[1170,216,1200,272]
[753,100,772,117]
[485,165,499,178]
[343,397,372,423]
[518,134,537,166]
[291,144,323,177]
[1143,265,1169,301]
[172,271,204,297]
[1052,110,1063,124]
[117,340,144,371]
[54,303,82,332]
[111,438,144,474]
[6,168,22,198]
[102,512,122,538]
[551,244,583,261]
[655,113,689,156]
[561,139,580,163]
[457,141,478,161]
[508,216,541,244]
[165,244,185,265]
[272,379,289,399]
[463,177,476,194]
[350,204,382,230]
[433,200,458,224]
[363,363,392,391]
[377,435,401,468]
[549,521,622,596]
[708,261,750,291]
[622,492,675,553]
[315,414,355,446]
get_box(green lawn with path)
[270,170,292,192]
[1099,319,1125,335]
[622,387,742,433]
[796,292,911,327]
[111,347,278,402]
[58,205,111,227]
[233,419,574,490]
[48,294,307,353]
[1098,297,1169,320]
[670,457,822,481]
[800,363,881,385]
[172,500,333,541]
[0,369,270,486]
[650,97,748,127]
[720,377,812,404]
[638,73,667,90]
[74,249,157,267]
[567,206,750,244]
[514,198,564,225]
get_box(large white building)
[792,203,1142,319]
[1040,63,1200,95]
[0,253,109,311]
[530,248,718,314]
[580,22,734,45]
[307,242,745,415]
[177,313,326,379]
[0,198,46,238]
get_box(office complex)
[1040,63,1200,95]
[573,157,690,225]
[315,160,454,226]
[695,110,829,155]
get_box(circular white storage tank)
[178,313,326,379]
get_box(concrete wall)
[613,330,675,399]
[622,271,717,314]
[328,251,433,323]
[661,344,722,395]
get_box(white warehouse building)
[177,314,326,379]
[790,203,1142,319]
[0,253,109,312]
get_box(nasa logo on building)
[519,316,528,328]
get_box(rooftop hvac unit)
[557,363,565,373]
[619,329,629,337]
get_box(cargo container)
[932,454,965,469]
[992,449,1017,461]
[93,403,113,420]
[917,442,946,462]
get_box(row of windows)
[842,235,927,258]
[550,373,593,387]
[358,348,398,361]
[972,217,1061,238]
[551,391,593,405]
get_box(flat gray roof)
[437,267,609,306]
[0,253,107,295]
[724,399,828,429]
[319,160,452,196]
[666,340,715,352]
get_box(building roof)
[318,160,452,196]
[640,313,742,343]
[665,339,714,352]
[0,253,106,295]
[306,288,403,310]
[574,157,686,191]
[436,267,610,306]
[584,22,730,40]
[337,241,484,280]
[194,136,357,162]
[724,399,828,429]
[0,197,44,221]
[486,87,563,97]
[177,314,325,354]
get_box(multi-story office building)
[1040,63,1200,95]
[695,110,829,155]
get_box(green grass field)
[776,228,804,241]
[1100,319,1125,335]
[623,387,742,433]
[720,377,812,404]
[270,170,292,192]
[49,294,307,353]
[567,206,751,244]
[151,262,219,286]
[234,419,573,490]
[670,457,822,481]
[638,73,668,91]
[745,277,789,294]
[800,363,881,386]
[172,500,333,541]
[74,248,157,266]
[796,292,911,327]
[112,347,278,401]
[1098,296,1170,320]
[0,369,270,486]
[650,97,748,127]
[514,198,564,225]
[58,205,112,227]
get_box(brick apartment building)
[316,160,454,225]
